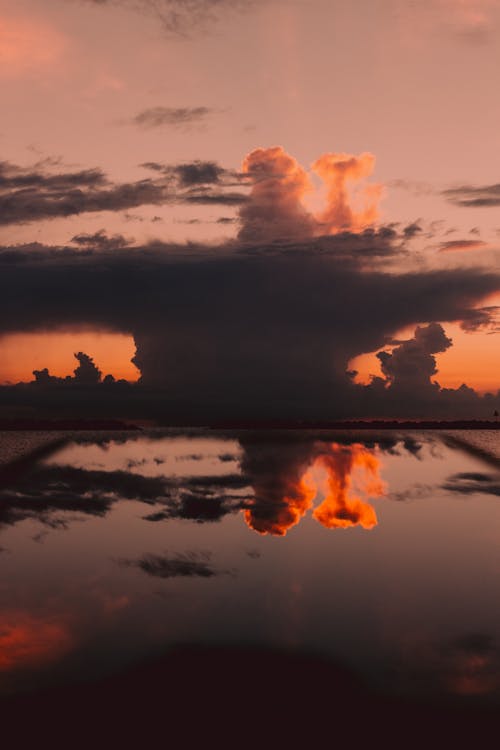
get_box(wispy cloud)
[443,184,500,207]
[131,106,215,129]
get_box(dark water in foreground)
[1,428,500,730]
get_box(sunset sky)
[1,0,499,418]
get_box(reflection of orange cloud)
[0,612,72,672]
[244,470,317,536]
[449,652,497,696]
[244,442,385,536]
[312,444,384,530]
[0,16,66,76]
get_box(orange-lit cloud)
[238,146,315,242]
[0,612,72,672]
[0,16,66,76]
[239,146,383,241]
[438,239,488,252]
[244,442,385,536]
[312,152,383,233]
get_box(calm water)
[1,429,499,703]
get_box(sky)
[0,0,499,419]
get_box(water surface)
[1,429,499,705]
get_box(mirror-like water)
[1,429,499,707]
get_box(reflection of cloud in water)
[243,442,386,536]
[396,632,500,699]
[120,551,222,579]
[0,612,72,673]
[443,472,500,498]
[2,433,434,536]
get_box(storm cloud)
[0,236,499,419]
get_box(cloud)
[376,323,453,392]
[0,158,249,226]
[131,106,215,129]
[438,239,488,252]
[443,472,500,497]
[0,239,499,419]
[0,612,72,673]
[238,146,316,242]
[0,160,167,226]
[238,147,383,242]
[312,152,383,233]
[79,0,255,35]
[70,230,132,250]
[119,551,221,578]
[443,183,500,207]
[242,441,384,537]
[32,352,107,386]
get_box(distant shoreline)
[0,418,498,431]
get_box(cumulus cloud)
[238,146,383,241]
[0,240,499,419]
[376,323,453,392]
[33,352,107,386]
[238,146,315,242]
[312,152,383,233]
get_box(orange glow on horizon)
[244,443,385,536]
[350,316,500,394]
[0,331,140,384]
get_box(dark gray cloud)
[443,472,500,497]
[377,323,453,393]
[0,158,248,226]
[443,184,500,208]
[0,160,167,226]
[0,462,171,528]
[120,551,220,578]
[131,106,214,129]
[71,229,132,250]
[0,237,499,419]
